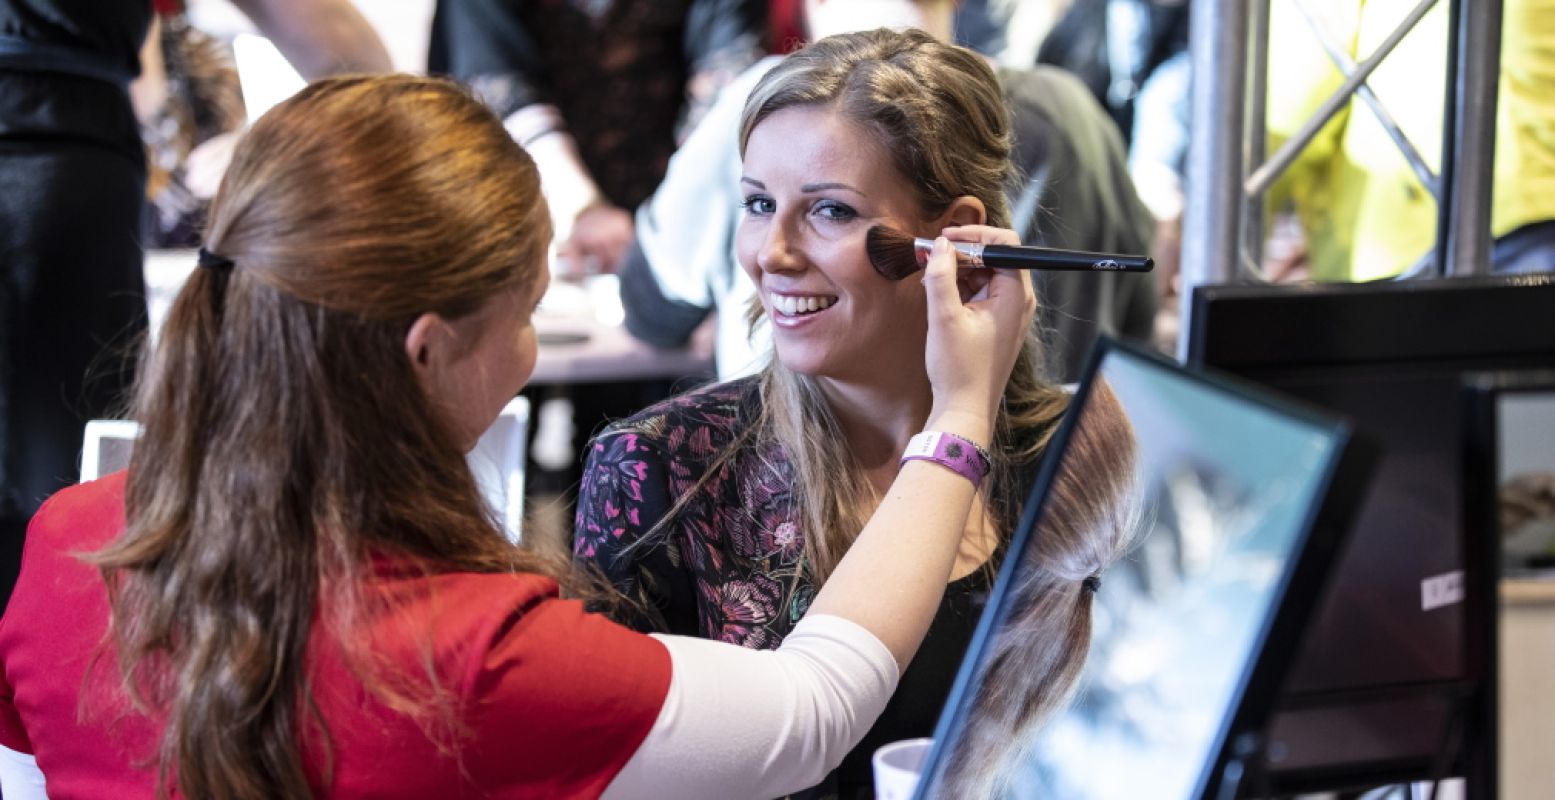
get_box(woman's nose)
[756,218,803,274]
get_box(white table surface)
[144,250,713,387]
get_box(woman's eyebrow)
[738,177,868,197]
[801,182,866,196]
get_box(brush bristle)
[865,225,923,281]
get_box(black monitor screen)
[915,341,1362,800]
[1189,274,1555,790]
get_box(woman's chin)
[771,346,830,378]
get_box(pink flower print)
[701,575,783,647]
[768,521,801,557]
[689,425,714,456]
[579,436,652,531]
[737,471,801,561]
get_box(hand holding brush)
[866,224,1154,281]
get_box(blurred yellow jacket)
[1265,0,1555,280]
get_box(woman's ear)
[941,196,987,228]
[404,312,450,383]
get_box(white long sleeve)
[0,744,46,800]
[602,614,899,800]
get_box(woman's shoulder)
[23,471,129,553]
[593,376,758,450]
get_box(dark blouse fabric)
[574,377,1017,798]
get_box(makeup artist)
[574,27,1138,798]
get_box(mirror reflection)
[922,345,1352,800]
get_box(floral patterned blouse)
[574,377,1031,798]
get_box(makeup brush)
[865,225,1154,281]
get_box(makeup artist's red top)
[0,471,671,798]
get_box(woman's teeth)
[774,294,837,316]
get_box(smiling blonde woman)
[573,27,1139,797]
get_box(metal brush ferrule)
[956,242,987,267]
[911,238,987,268]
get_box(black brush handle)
[979,244,1154,273]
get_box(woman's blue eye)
[740,196,775,215]
[814,201,858,222]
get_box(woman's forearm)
[604,614,896,799]
[233,0,393,77]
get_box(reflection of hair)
[738,28,1068,585]
[91,76,558,799]
[932,379,1141,798]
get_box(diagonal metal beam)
[1285,0,1441,200]
[1244,0,1439,197]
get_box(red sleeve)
[463,591,672,797]
[0,537,29,752]
[0,491,64,754]
[0,659,29,753]
[0,474,127,755]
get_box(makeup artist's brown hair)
[928,379,1141,798]
[739,28,1071,585]
[90,75,558,799]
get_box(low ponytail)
[933,380,1141,797]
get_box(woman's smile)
[768,290,839,325]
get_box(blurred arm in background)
[231,0,392,78]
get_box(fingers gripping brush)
[865,225,1155,280]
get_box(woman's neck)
[816,372,1003,580]
[818,373,934,489]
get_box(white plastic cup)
[873,737,934,800]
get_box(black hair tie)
[197,247,235,272]
[1082,575,1101,594]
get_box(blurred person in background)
[1265,0,1555,281]
[428,0,768,277]
[428,0,771,515]
[994,0,1192,350]
[0,0,390,609]
[1031,0,1189,139]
